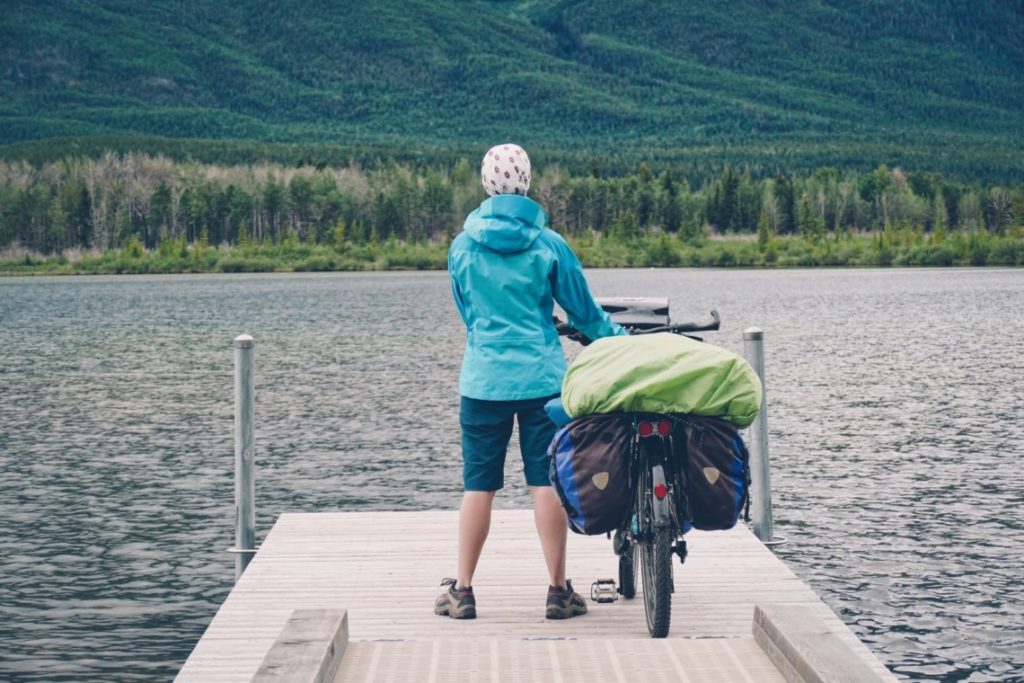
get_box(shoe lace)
[440,577,474,600]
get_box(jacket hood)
[462,195,546,253]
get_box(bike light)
[653,483,668,500]
[657,420,671,436]
[638,421,654,437]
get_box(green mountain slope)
[1,0,1022,177]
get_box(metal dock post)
[743,327,777,544]
[231,334,257,580]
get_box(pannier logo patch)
[592,472,609,490]
[703,467,720,485]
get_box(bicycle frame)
[618,416,689,638]
[625,418,686,537]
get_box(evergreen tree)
[150,181,173,245]
[773,172,796,235]
[611,209,640,241]
[374,191,401,241]
[47,194,69,253]
[636,176,654,229]
[421,170,453,238]
[931,195,947,242]
[941,184,961,230]
[658,171,682,233]
[757,206,771,251]
[57,179,93,249]
[721,166,739,231]
[797,191,824,240]
[263,176,285,242]
[736,168,762,233]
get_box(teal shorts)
[460,394,559,491]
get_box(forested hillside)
[2,1,1022,179]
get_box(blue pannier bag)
[548,414,632,535]
[673,415,750,531]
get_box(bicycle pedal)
[675,540,688,564]
[590,579,618,603]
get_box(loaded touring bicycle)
[548,298,759,638]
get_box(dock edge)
[252,609,349,683]
[753,604,890,683]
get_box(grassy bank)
[2,228,1022,276]
[574,228,1024,268]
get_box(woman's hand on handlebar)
[553,315,593,345]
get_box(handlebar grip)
[632,309,721,335]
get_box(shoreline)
[2,231,1021,276]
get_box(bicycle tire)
[618,542,637,599]
[641,526,673,638]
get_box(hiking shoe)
[434,578,476,619]
[546,579,588,619]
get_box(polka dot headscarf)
[481,143,531,197]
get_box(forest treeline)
[1,153,1021,272]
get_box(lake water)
[0,268,1021,682]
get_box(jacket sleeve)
[547,232,627,340]
[449,249,469,326]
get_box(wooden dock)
[176,510,897,682]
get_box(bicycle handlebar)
[555,309,720,342]
[632,309,721,335]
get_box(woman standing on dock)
[436,144,626,620]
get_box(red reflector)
[657,420,672,436]
[653,483,668,499]
[638,421,654,437]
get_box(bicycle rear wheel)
[641,526,673,638]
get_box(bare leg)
[457,490,497,588]
[531,485,567,588]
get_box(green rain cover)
[562,333,763,428]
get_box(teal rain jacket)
[449,195,626,401]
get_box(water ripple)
[0,269,1022,681]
